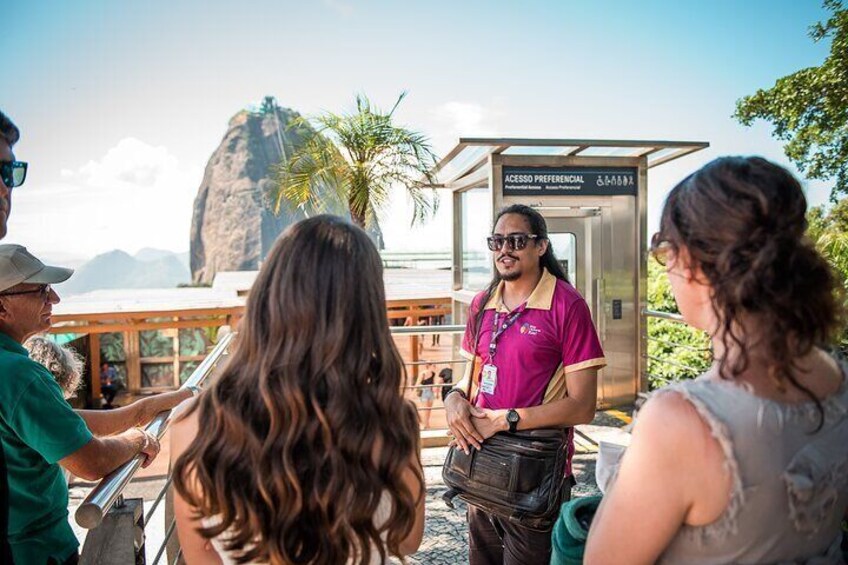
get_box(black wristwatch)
[506,409,520,433]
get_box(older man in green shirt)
[0,245,159,564]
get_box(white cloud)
[428,101,506,156]
[74,137,180,189]
[432,102,499,136]
[10,138,201,259]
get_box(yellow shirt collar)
[483,268,557,312]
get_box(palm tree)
[268,93,439,229]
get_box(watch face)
[507,410,519,423]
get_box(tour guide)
[445,204,605,564]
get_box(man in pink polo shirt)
[445,204,605,565]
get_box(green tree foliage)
[807,201,848,351]
[268,93,439,229]
[647,198,848,390]
[647,259,711,390]
[734,1,848,198]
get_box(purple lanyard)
[488,304,525,362]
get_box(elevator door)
[546,213,602,328]
[543,201,637,408]
[545,211,612,406]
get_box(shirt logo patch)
[520,323,540,336]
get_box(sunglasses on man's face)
[486,233,539,252]
[0,161,27,188]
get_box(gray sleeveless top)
[600,369,848,564]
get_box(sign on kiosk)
[503,166,638,196]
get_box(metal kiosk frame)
[431,138,708,408]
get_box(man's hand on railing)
[137,428,161,468]
[445,392,483,454]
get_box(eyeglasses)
[649,234,674,266]
[486,233,539,252]
[0,161,27,188]
[0,284,51,299]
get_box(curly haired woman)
[586,157,848,563]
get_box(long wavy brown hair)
[652,156,842,427]
[173,215,423,564]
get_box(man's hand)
[470,408,508,441]
[445,392,484,454]
[138,430,161,468]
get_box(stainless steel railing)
[642,308,711,388]
[78,325,466,564]
[75,331,235,530]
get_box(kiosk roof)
[431,137,709,187]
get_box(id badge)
[480,364,498,395]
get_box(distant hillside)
[59,249,191,296]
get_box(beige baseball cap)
[0,245,74,293]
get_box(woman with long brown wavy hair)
[585,157,848,563]
[171,215,425,564]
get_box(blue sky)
[2,0,835,261]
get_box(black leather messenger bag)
[441,329,570,531]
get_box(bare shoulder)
[169,399,200,460]
[632,388,728,476]
[635,387,733,525]
[636,389,710,446]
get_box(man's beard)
[499,269,521,282]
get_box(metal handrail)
[645,354,704,374]
[646,336,711,354]
[642,308,686,323]
[75,331,235,529]
[391,324,465,335]
[76,324,459,531]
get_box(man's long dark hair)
[469,204,568,343]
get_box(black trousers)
[100,384,117,405]
[467,478,573,565]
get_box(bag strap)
[465,291,491,404]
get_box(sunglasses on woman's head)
[486,233,539,252]
[0,161,27,188]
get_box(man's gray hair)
[0,110,20,147]
[25,336,84,400]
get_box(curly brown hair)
[173,215,423,564]
[652,156,842,420]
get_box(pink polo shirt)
[460,269,606,475]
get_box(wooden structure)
[49,270,453,407]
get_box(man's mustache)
[498,253,518,262]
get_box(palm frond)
[268,92,439,228]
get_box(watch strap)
[507,409,520,433]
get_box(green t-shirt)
[0,332,93,564]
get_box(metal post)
[79,497,146,565]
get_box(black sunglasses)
[0,161,27,188]
[0,284,51,299]
[486,233,539,252]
